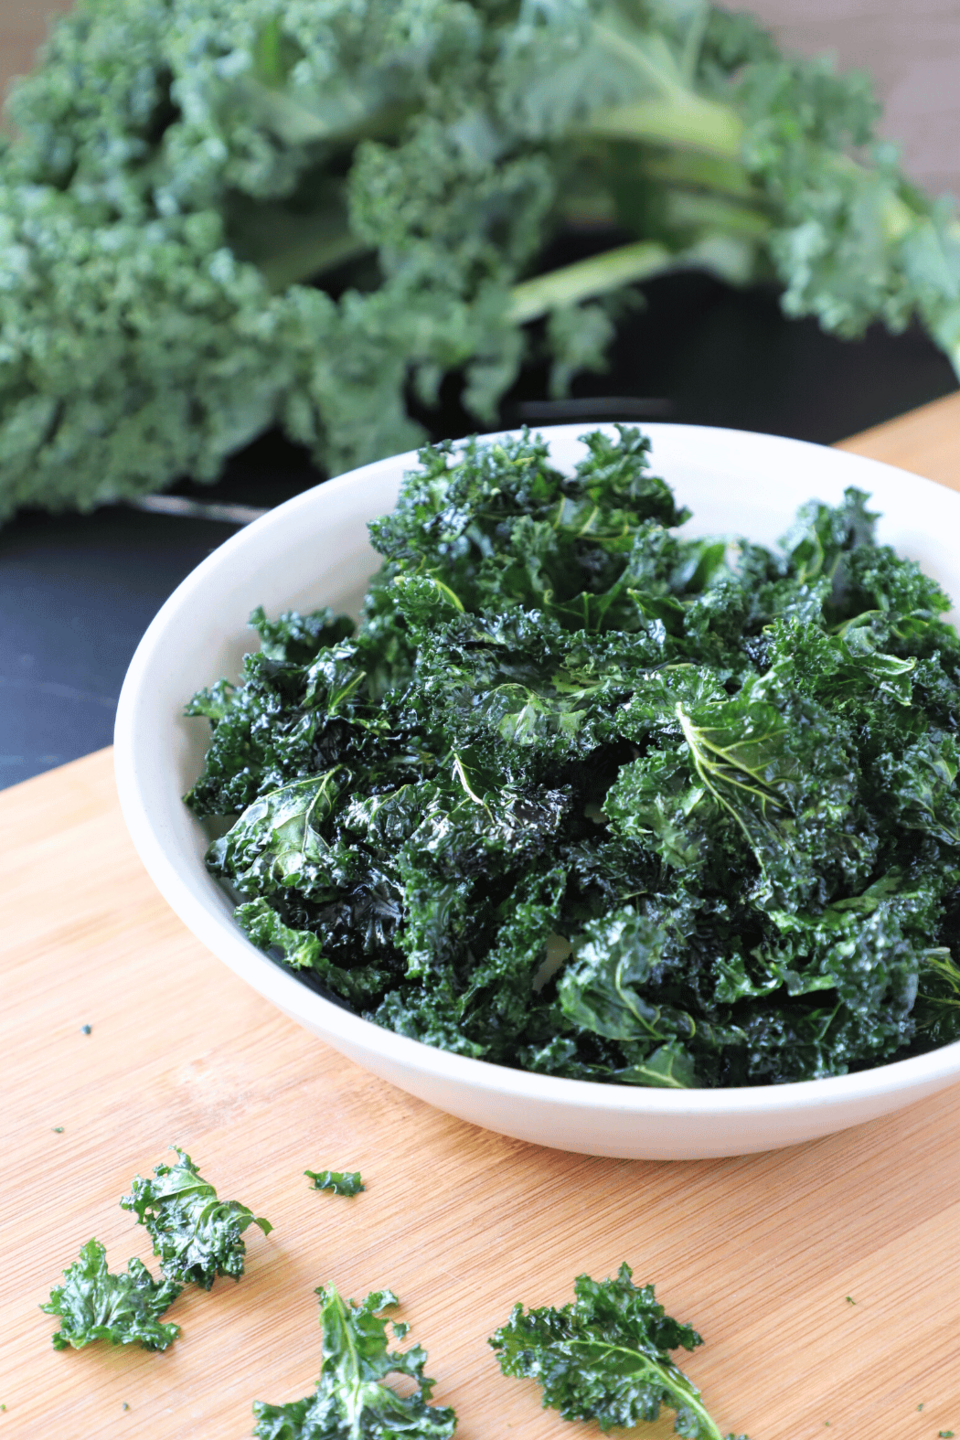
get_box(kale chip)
[252,1283,456,1439]
[41,1238,182,1352]
[305,1169,365,1198]
[187,426,960,1087]
[121,1147,272,1290]
[489,1263,746,1439]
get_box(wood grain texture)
[7,409,960,1438]
[838,389,960,493]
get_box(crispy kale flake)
[252,1283,456,1439]
[41,1238,182,1352]
[305,1169,365,1197]
[121,1147,272,1290]
[489,1263,746,1439]
[187,426,960,1088]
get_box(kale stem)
[508,224,769,325]
[638,148,758,200]
[591,20,688,99]
[562,1337,725,1440]
[507,241,672,323]
[576,94,744,159]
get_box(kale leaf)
[121,1147,272,1290]
[489,1263,746,1439]
[305,1169,365,1197]
[41,1238,182,1352]
[188,426,960,1088]
[252,1283,456,1439]
[557,909,699,1088]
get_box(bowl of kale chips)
[115,424,960,1158]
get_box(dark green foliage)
[489,1263,746,1438]
[187,426,960,1087]
[41,1239,181,1352]
[252,1283,456,1439]
[4,0,960,520]
[557,910,700,1088]
[305,1169,365,1197]
[121,1147,272,1290]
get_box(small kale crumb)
[40,1239,181,1351]
[939,1431,955,1437]
[121,1147,272,1289]
[80,1025,91,1035]
[392,1320,410,1339]
[52,1126,64,1134]
[845,1295,855,1304]
[122,1402,129,1411]
[919,1404,925,1411]
[304,1169,365,1197]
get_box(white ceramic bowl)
[115,424,960,1159]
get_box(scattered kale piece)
[121,1147,273,1290]
[41,1238,182,1352]
[4,0,960,521]
[252,1283,456,1439]
[187,425,960,1088]
[305,1169,365,1198]
[489,1263,745,1439]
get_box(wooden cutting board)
[6,395,960,1440]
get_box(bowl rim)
[114,422,960,1117]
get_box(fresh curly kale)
[252,1283,456,1439]
[41,1238,182,1352]
[187,425,960,1087]
[490,1263,746,1439]
[305,1169,365,1197]
[3,0,960,519]
[121,1147,272,1290]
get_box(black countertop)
[3,271,956,790]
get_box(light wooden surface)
[6,400,960,1438]
[838,389,960,493]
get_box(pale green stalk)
[508,241,672,324]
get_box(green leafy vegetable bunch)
[187,425,960,1087]
[253,1283,457,1439]
[121,1146,273,1289]
[490,1261,745,1438]
[4,0,960,520]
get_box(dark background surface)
[3,270,957,790]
